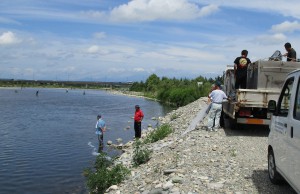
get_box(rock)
[107,140,112,145]
[199,176,209,181]
[163,181,174,190]
[116,143,124,149]
[106,185,118,191]
[149,188,163,194]
[163,169,178,175]
[172,176,184,184]
[151,117,157,120]
[207,182,224,189]
[154,183,162,188]
[116,138,123,143]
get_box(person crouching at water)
[95,114,106,148]
[134,105,144,139]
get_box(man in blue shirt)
[95,114,106,147]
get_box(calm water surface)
[0,88,172,194]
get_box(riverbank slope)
[106,97,295,194]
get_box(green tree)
[129,74,222,106]
[145,74,160,92]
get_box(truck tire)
[220,110,224,127]
[229,117,238,130]
[268,149,283,184]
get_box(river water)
[0,88,172,194]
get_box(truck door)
[289,75,300,190]
[273,77,294,175]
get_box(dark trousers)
[134,121,142,138]
[235,76,247,89]
[97,133,103,146]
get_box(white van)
[268,69,300,193]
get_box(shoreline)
[1,86,174,106]
[107,90,159,102]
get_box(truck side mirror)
[268,100,277,113]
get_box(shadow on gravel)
[222,118,270,137]
[252,169,296,194]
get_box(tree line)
[129,74,222,107]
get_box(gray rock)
[162,181,174,190]
[172,176,183,184]
[207,182,224,189]
[107,140,113,145]
[163,169,178,175]
[149,188,163,194]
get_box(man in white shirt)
[207,82,228,132]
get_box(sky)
[1,0,300,82]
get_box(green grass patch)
[170,113,178,121]
[132,139,151,167]
[144,124,173,144]
[84,153,130,194]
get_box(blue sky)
[1,0,300,82]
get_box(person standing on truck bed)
[207,82,228,132]
[283,42,297,62]
[234,50,251,89]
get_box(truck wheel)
[268,149,283,184]
[220,110,224,127]
[230,117,238,130]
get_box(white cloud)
[93,32,106,39]
[109,0,219,22]
[255,33,287,45]
[199,0,300,19]
[87,45,100,53]
[0,16,21,25]
[133,68,146,72]
[163,47,224,62]
[108,68,126,73]
[271,21,300,33]
[0,31,21,45]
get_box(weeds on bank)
[230,149,237,157]
[84,153,130,194]
[132,139,151,167]
[170,113,178,121]
[132,124,173,167]
[144,124,173,144]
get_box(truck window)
[294,78,300,120]
[277,77,294,117]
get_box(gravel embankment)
[106,97,296,194]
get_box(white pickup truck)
[267,69,300,193]
[222,60,300,129]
